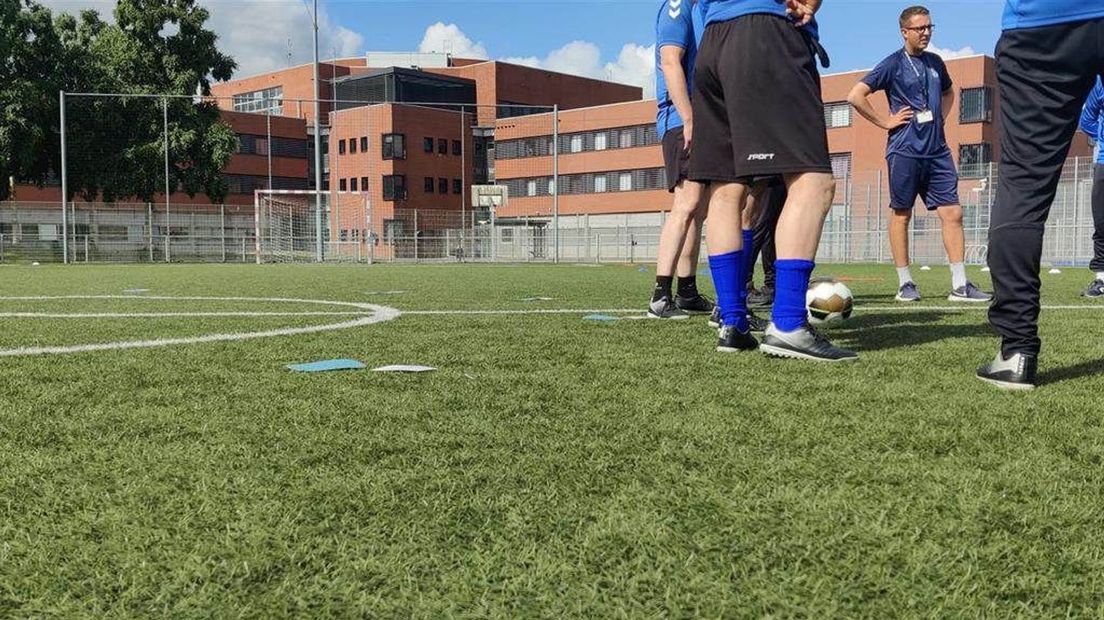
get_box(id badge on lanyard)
[905,51,933,124]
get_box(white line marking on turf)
[0,296,399,357]
[0,312,370,319]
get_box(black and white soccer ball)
[806,277,854,325]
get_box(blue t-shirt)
[699,0,819,39]
[655,0,702,138]
[1003,1,1104,30]
[1080,77,1104,164]
[861,50,954,159]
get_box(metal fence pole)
[163,97,171,263]
[876,169,884,263]
[147,202,154,262]
[312,0,324,263]
[59,91,70,264]
[220,203,227,263]
[552,105,559,263]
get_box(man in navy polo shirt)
[849,5,990,304]
[1078,77,1104,299]
[977,1,1104,390]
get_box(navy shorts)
[887,152,960,210]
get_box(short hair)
[899,6,930,27]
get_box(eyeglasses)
[903,24,935,33]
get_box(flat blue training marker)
[583,314,620,322]
[287,359,366,373]
[638,266,648,273]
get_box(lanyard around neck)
[903,50,930,109]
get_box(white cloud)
[503,38,655,98]
[927,44,977,60]
[418,22,488,59]
[40,0,365,78]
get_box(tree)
[0,0,238,203]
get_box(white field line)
[0,312,369,319]
[0,296,398,357]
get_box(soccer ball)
[806,277,853,325]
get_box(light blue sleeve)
[656,0,694,50]
[1080,78,1103,143]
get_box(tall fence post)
[147,202,154,262]
[876,169,884,263]
[59,91,69,264]
[552,105,560,263]
[220,203,227,263]
[163,97,171,263]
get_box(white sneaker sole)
[976,374,1036,391]
[947,294,991,303]
[646,313,690,320]
[759,343,859,363]
[894,294,921,302]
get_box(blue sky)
[325,1,1005,73]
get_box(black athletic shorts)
[689,14,832,182]
[662,126,690,192]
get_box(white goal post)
[253,190,373,264]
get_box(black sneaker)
[760,323,859,363]
[747,285,774,309]
[976,351,1037,391]
[746,310,768,333]
[707,306,721,329]
[1082,279,1104,298]
[716,324,758,352]
[648,297,690,319]
[675,294,715,314]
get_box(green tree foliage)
[0,0,238,202]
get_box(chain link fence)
[1,92,1098,266]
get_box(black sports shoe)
[760,323,858,363]
[746,310,768,333]
[1082,279,1104,298]
[747,285,774,308]
[648,297,690,319]
[675,294,715,314]
[716,325,758,352]
[707,306,721,329]
[976,351,1038,391]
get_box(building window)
[824,102,852,128]
[424,137,434,153]
[382,134,406,160]
[384,219,404,243]
[453,139,462,156]
[618,130,634,149]
[438,138,448,154]
[350,138,357,154]
[959,143,993,179]
[501,228,513,244]
[960,87,993,124]
[350,177,358,192]
[424,176,434,193]
[338,139,346,155]
[594,175,607,193]
[232,86,283,114]
[547,179,556,195]
[619,172,632,191]
[526,180,537,197]
[570,135,583,153]
[360,176,369,191]
[339,178,347,191]
[438,177,448,194]
[829,152,852,179]
[360,137,368,152]
[594,132,608,151]
[453,179,462,194]
[383,175,406,201]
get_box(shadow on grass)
[834,310,993,352]
[1039,358,1104,386]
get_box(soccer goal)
[254,190,373,263]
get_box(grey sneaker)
[760,323,859,363]
[895,282,921,302]
[648,297,690,320]
[976,351,1037,391]
[1082,279,1104,298]
[949,282,992,302]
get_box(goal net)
[254,190,372,263]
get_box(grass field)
[2,262,1104,617]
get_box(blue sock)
[709,250,748,331]
[773,259,815,332]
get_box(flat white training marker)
[920,265,932,271]
[1049,268,1062,274]
[31,262,39,266]
[981,267,991,272]
[521,297,555,302]
[372,365,436,373]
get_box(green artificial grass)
[1,263,1103,617]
